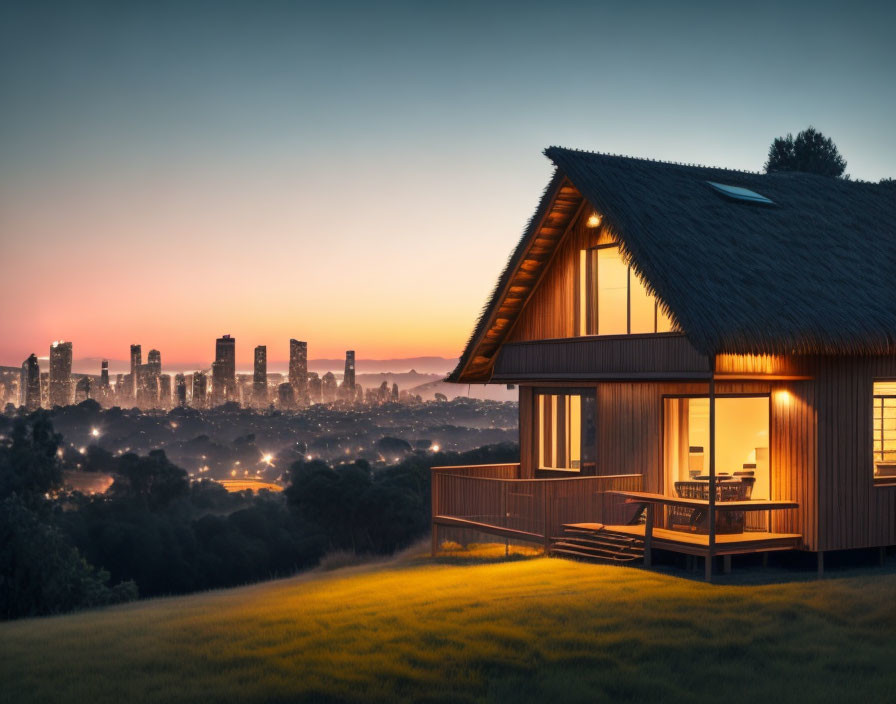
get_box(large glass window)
[873,381,896,480]
[578,245,676,336]
[536,389,596,473]
[664,396,770,500]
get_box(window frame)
[872,379,896,485]
[533,387,597,477]
[577,243,674,337]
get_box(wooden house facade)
[434,148,896,577]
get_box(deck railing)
[431,464,642,552]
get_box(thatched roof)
[449,147,896,383]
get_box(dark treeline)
[0,412,518,620]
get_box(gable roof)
[449,147,896,383]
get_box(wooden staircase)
[549,523,645,564]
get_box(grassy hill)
[3,547,896,703]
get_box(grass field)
[3,546,896,704]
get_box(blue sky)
[1,0,893,364]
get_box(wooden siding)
[456,179,585,382]
[494,334,710,381]
[505,205,603,343]
[520,379,816,549]
[813,356,896,551]
[770,381,817,549]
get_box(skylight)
[706,181,775,205]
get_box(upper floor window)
[873,380,896,481]
[578,245,675,336]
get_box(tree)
[0,413,63,509]
[764,126,847,177]
[0,495,136,619]
[107,449,189,510]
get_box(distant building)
[344,351,355,390]
[100,359,110,388]
[308,373,322,404]
[130,344,142,399]
[321,371,337,403]
[74,376,91,403]
[277,382,295,409]
[339,350,356,402]
[48,341,73,407]
[253,345,267,405]
[136,363,158,407]
[20,354,40,410]
[115,374,125,405]
[192,371,208,408]
[289,339,308,401]
[159,374,172,407]
[147,349,161,375]
[174,373,187,407]
[212,335,236,405]
[391,382,399,403]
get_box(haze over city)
[2,0,895,367]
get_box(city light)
[431,444,440,452]
[90,428,100,437]
[261,453,274,465]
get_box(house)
[433,147,896,579]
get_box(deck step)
[560,529,641,544]
[549,535,644,554]
[550,541,642,560]
[550,547,642,563]
[549,524,646,564]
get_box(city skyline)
[2,1,895,367]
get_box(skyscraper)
[20,354,40,410]
[343,350,355,390]
[136,364,158,407]
[212,335,236,405]
[289,339,307,401]
[159,374,172,407]
[321,371,337,403]
[74,376,91,402]
[48,341,73,407]
[147,349,161,375]
[174,373,187,407]
[277,382,295,409]
[192,371,208,408]
[253,345,267,405]
[130,344,142,399]
[100,360,110,388]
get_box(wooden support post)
[543,486,551,555]
[707,366,716,583]
[705,554,713,582]
[644,503,654,567]
[431,469,440,557]
[723,555,732,574]
[817,550,824,577]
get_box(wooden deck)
[565,523,802,557]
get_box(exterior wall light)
[586,213,602,228]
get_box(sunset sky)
[2,0,894,368]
